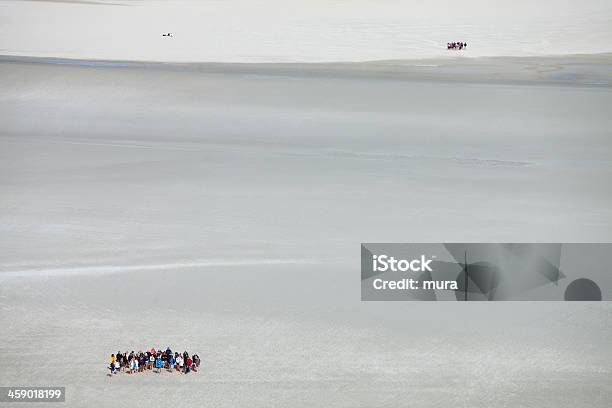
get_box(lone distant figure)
[162,32,173,37]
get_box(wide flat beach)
[2,0,612,62]
[1,54,611,406]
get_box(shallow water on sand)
[0,59,611,406]
[1,60,611,273]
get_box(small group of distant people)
[108,347,201,376]
[447,42,467,50]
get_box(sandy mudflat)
[0,55,611,406]
[1,0,612,62]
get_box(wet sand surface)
[1,55,611,406]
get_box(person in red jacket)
[184,356,192,374]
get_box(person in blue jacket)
[168,355,175,372]
[155,355,163,373]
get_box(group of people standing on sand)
[108,347,201,375]
[447,42,467,50]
